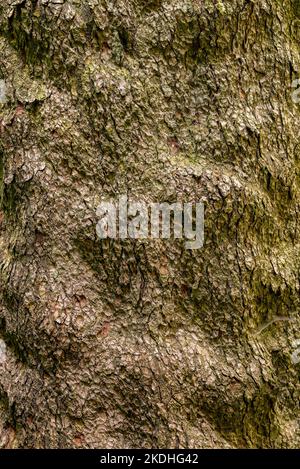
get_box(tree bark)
[0,0,299,448]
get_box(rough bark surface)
[0,0,299,448]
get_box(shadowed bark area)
[0,0,299,448]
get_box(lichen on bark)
[0,0,299,449]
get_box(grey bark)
[0,0,299,448]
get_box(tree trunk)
[0,0,299,448]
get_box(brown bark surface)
[0,0,299,448]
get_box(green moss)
[292,0,300,16]
[242,385,280,447]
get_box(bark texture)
[0,0,300,448]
